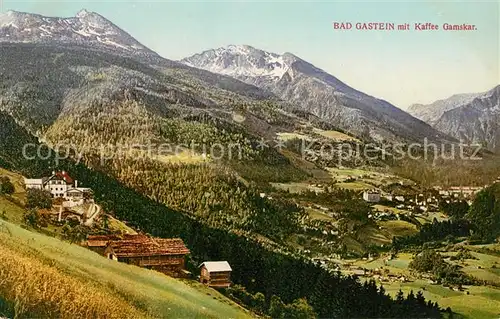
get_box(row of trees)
[409,249,474,285]
[226,285,316,318]
[392,219,473,250]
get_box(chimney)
[62,170,66,174]
[52,171,55,175]
[75,180,78,188]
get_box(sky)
[2,0,499,109]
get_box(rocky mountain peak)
[182,45,452,143]
[408,85,500,151]
[75,9,90,18]
[0,9,157,57]
[182,44,295,79]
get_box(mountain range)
[181,45,451,143]
[0,10,293,139]
[408,85,500,151]
[2,8,498,160]
[0,9,499,318]
[0,9,453,145]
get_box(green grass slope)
[0,219,252,318]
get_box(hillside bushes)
[409,250,474,285]
[26,189,52,210]
[392,219,472,249]
[467,183,500,241]
[226,285,316,318]
[0,176,14,195]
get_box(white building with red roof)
[24,171,93,200]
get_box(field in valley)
[353,251,500,319]
[271,167,411,194]
[327,167,411,188]
[383,281,500,319]
[312,128,360,142]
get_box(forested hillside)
[0,112,443,318]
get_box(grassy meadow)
[0,220,253,318]
[383,281,500,319]
[354,251,500,319]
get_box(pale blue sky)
[2,0,499,108]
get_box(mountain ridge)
[0,9,158,57]
[0,9,453,144]
[407,85,500,151]
[407,91,488,125]
[182,45,453,143]
[433,85,500,151]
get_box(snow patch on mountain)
[182,45,452,143]
[0,9,156,56]
[182,44,291,79]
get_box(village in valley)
[264,167,500,315]
[13,168,466,291]
[361,184,487,221]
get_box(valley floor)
[352,249,500,319]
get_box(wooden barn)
[86,234,122,254]
[86,234,146,254]
[199,261,232,288]
[104,236,190,277]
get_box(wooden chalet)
[86,234,147,254]
[104,236,190,277]
[86,234,122,254]
[199,261,232,288]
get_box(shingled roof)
[87,234,122,247]
[86,234,148,248]
[107,237,190,257]
[200,261,232,272]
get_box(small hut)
[199,261,232,288]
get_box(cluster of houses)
[359,181,500,224]
[341,262,410,284]
[362,190,381,203]
[363,183,488,211]
[24,171,93,201]
[86,234,232,288]
[24,171,99,225]
[433,186,485,198]
[23,171,233,288]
